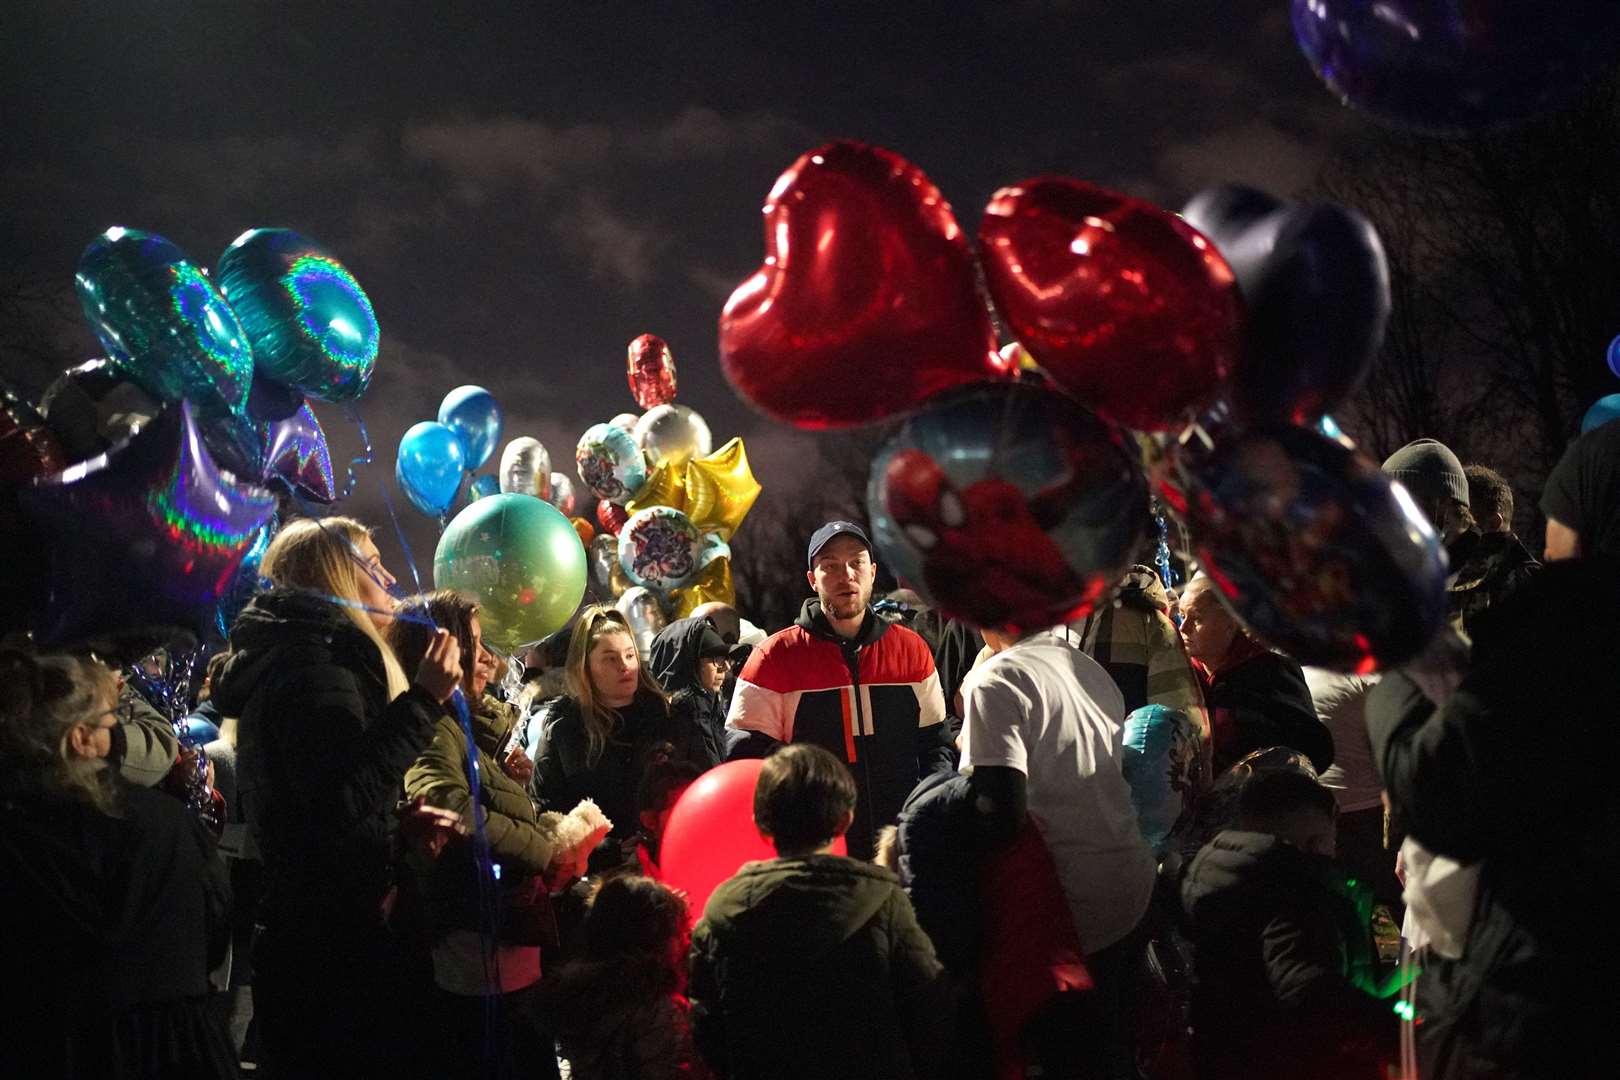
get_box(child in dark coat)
[1180,769,1396,1079]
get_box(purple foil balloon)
[20,400,279,646]
[263,403,336,503]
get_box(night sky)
[2,1,1359,595]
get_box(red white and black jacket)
[726,599,953,858]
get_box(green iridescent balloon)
[433,492,587,648]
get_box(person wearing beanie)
[1380,439,1475,544]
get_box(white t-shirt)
[959,637,1156,953]
[1302,668,1383,814]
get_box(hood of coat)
[212,589,381,718]
[795,598,889,649]
[648,616,718,696]
[699,854,899,957]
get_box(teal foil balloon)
[576,422,649,504]
[217,228,379,402]
[434,492,588,647]
[437,385,503,469]
[74,227,254,421]
[396,420,465,518]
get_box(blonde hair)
[0,652,123,814]
[564,606,667,765]
[262,516,410,700]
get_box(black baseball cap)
[807,520,872,569]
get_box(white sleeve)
[725,677,793,742]
[913,669,946,729]
[959,669,1031,775]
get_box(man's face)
[807,535,876,621]
[1179,586,1239,667]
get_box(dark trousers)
[436,981,560,1080]
[1085,916,1152,1080]
[253,923,435,1079]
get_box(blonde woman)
[0,651,235,1077]
[210,516,461,1078]
[528,606,674,847]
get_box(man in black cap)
[725,520,953,859]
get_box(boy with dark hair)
[1179,769,1395,1080]
[689,744,947,1079]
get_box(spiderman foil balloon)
[1158,424,1447,673]
[867,382,1148,632]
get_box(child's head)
[585,874,691,984]
[637,754,702,840]
[1236,769,1338,858]
[754,743,857,857]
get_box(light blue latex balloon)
[468,474,502,503]
[75,227,254,421]
[438,385,503,469]
[396,420,466,518]
[1582,394,1620,434]
[217,228,379,402]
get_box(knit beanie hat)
[1381,438,1469,507]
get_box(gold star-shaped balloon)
[625,458,688,515]
[670,556,735,618]
[685,437,761,541]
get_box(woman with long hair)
[0,651,235,1078]
[527,606,673,844]
[210,516,462,1078]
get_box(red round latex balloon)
[979,177,1244,432]
[719,141,1009,429]
[597,498,628,536]
[660,758,846,925]
[627,333,678,410]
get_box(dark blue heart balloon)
[217,228,379,402]
[1158,423,1448,672]
[75,227,255,421]
[437,385,503,470]
[1292,0,1620,135]
[20,400,279,646]
[1180,184,1287,294]
[396,420,465,518]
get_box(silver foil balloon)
[615,585,668,658]
[608,411,640,431]
[633,404,712,468]
[589,534,621,594]
[498,436,550,497]
[547,470,578,517]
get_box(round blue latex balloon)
[468,474,502,502]
[1291,0,1620,135]
[1582,394,1620,434]
[217,228,379,402]
[437,385,503,470]
[1607,335,1620,380]
[75,227,254,421]
[396,420,466,518]
[866,382,1148,632]
[576,422,650,503]
[1159,423,1448,672]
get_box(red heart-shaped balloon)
[979,178,1243,432]
[719,141,1008,429]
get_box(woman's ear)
[66,723,96,758]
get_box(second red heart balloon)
[979,177,1244,432]
[719,141,1008,429]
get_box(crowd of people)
[3,418,1618,1080]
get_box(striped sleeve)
[726,677,794,741]
[913,668,946,729]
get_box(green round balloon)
[433,492,587,648]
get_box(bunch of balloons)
[717,140,1448,671]
[572,334,763,648]
[7,222,382,645]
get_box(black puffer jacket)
[527,691,674,838]
[1367,558,1620,1079]
[212,590,443,932]
[1206,650,1333,774]
[1179,830,1392,1079]
[648,616,727,768]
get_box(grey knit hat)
[1381,438,1469,507]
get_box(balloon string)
[338,401,374,501]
